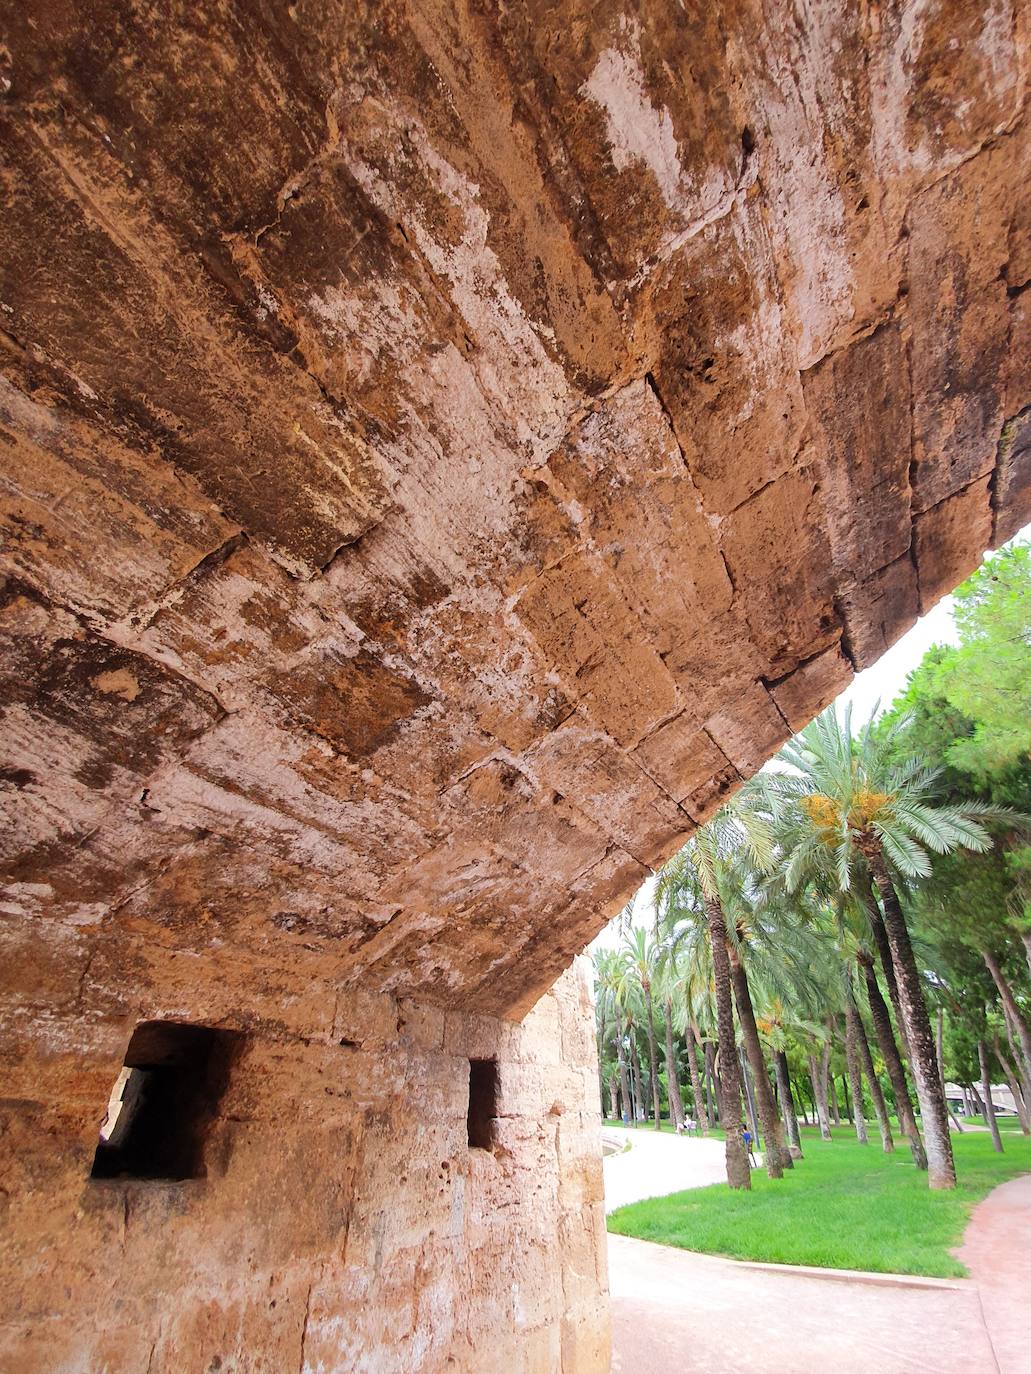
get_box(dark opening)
[467,1058,498,1151]
[90,1021,239,1181]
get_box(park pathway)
[605,1130,1027,1372]
[956,1172,1031,1372]
[602,1127,732,1212]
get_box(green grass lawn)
[607,1125,1031,1277]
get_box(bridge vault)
[1,1,1029,1369]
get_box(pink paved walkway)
[610,1171,1031,1372]
[956,1172,1031,1373]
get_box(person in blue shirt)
[742,1124,757,1167]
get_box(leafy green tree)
[929,544,1031,777]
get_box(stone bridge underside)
[3,3,1031,1371]
[3,1,1031,1023]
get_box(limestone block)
[769,646,854,735]
[913,477,994,611]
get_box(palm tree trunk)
[1021,930,1031,983]
[774,1049,803,1157]
[993,1034,1031,1133]
[982,949,1031,1083]
[614,1021,632,1125]
[704,1041,721,1127]
[859,951,926,1167]
[863,891,913,1063]
[687,1022,710,1133]
[704,895,751,1189]
[867,854,956,1189]
[843,1002,869,1144]
[730,952,788,1175]
[808,1053,833,1139]
[978,1039,1004,1153]
[853,1004,894,1152]
[740,1045,761,1146]
[935,1007,964,1133]
[642,984,663,1129]
[629,1032,643,1125]
[663,997,685,1130]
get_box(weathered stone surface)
[2,2,1031,1369]
[4,0,1028,1021]
[0,957,607,1374]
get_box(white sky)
[591,523,1031,947]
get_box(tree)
[618,928,663,1130]
[930,543,1031,778]
[594,949,633,1124]
[775,705,1009,1189]
[657,792,786,1188]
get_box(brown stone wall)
[2,4,1031,1369]
[0,960,608,1373]
[2,0,1030,1024]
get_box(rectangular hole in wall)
[467,1058,498,1151]
[90,1020,240,1181]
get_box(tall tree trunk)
[978,1040,1003,1153]
[867,854,956,1189]
[774,1049,803,1157]
[847,982,895,1151]
[642,983,663,1129]
[863,891,913,1063]
[663,997,685,1130]
[730,952,789,1174]
[982,949,1031,1083]
[740,1045,761,1149]
[999,999,1031,1112]
[704,1041,721,1127]
[935,1007,964,1133]
[614,1021,632,1125]
[993,1034,1031,1133]
[859,951,926,1168]
[808,1053,833,1139]
[704,895,751,1189]
[843,1003,868,1144]
[1021,930,1031,983]
[629,1032,643,1125]
[688,1022,710,1133]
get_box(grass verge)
[606,1125,1031,1277]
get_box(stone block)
[914,478,994,611]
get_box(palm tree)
[776,705,1008,1189]
[663,951,712,1134]
[618,928,663,1129]
[657,785,786,1187]
[653,955,687,1130]
[595,949,633,1123]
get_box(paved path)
[602,1127,740,1213]
[956,1173,1031,1372]
[606,1130,1029,1372]
[609,1234,996,1373]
